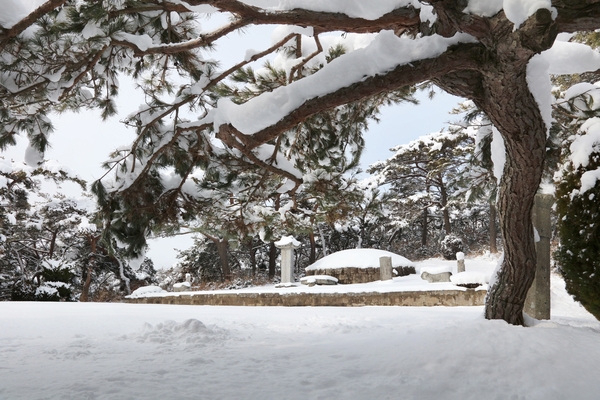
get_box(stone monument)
[524,193,553,320]
[275,236,301,287]
[456,252,465,273]
[379,256,393,281]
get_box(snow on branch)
[111,18,249,56]
[184,0,421,34]
[0,0,67,43]
[213,32,478,150]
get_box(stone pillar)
[524,193,553,320]
[456,252,465,273]
[275,236,301,287]
[380,256,393,281]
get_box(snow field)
[1,267,599,400]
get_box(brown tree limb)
[0,0,67,44]
[216,43,484,151]
[554,0,600,32]
[219,124,303,187]
[111,17,249,56]
[184,0,421,34]
[288,34,323,84]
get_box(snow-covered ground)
[2,257,600,400]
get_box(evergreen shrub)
[440,235,464,260]
[555,152,600,320]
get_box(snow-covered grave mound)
[129,285,167,298]
[305,249,415,284]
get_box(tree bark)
[204,234,232,281]
[309,232,316,265]
[440,179,452,236]
[421,207,428,247]
[479,69,547,325]
[249,237,257,277]
[80,266,93,302]
[318,224,328,257]
[490,202,498,254]
[268,241,277,279]
[215,238,231,281]
[80,235,97,302]
[433,10,556,325]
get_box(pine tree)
[5,1,600,323]
[368,125,473,257]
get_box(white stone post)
[456,252,465,273]
[275,236,301,287]
[379,256,393,281]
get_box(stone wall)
[125,289,486,307]
[305,266,415,284]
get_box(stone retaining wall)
[305,266,415,284]
[125,289,486,307]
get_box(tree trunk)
[490,202,498,254]
[80,266,93,302]
[249,237,257,277]
[268,241,277,279]
[309,232,316,264]
[434,17,552,324]
[480,71,547,325]
[216,238,231,281]
[80,234,97,302]
[115,256,131,295]
[205,234,232,281]
[318,224,328,257]
[440,178,452,235]
[48,230,58,258]
[421,207,428,247]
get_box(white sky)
[1,7,462,269]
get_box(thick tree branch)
[218,125,303,186]
[554,0,600,32]
[184,0,421,34]
[111,17,249,55]
[217,43,483,151]
[0,0,67,44]
[429,0,492,39]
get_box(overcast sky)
[2,8,462,269]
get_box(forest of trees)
[2,1,600,325]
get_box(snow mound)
[450,271,490,285]
[129,319,229,346]
[306,249,413,271]
[128,285,167,298]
